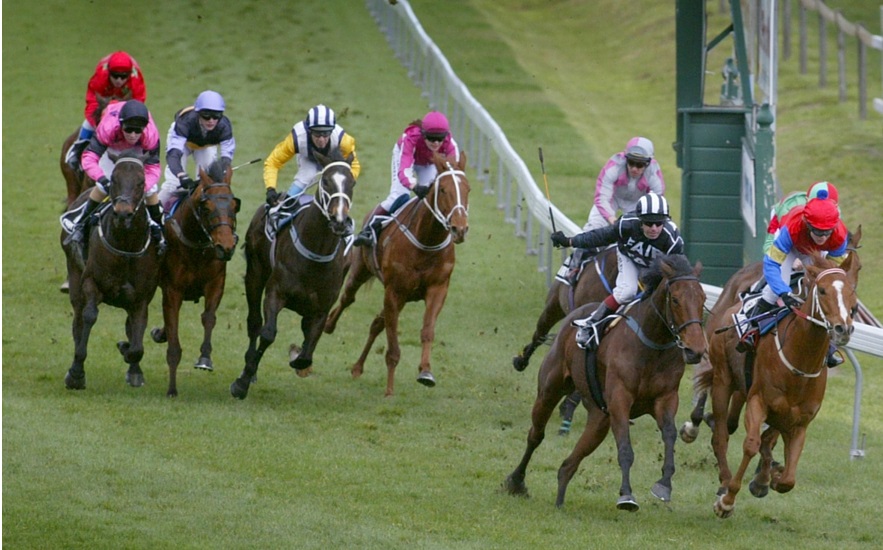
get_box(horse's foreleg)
[770,427,807,494]
[709,362,735,493]
[749,426,778,498]
[196,274,226,371]
[608,398,639,511]
[162,288,184,397]
[290,313,327,372]
[66,285,100,390]
[715,396,766,518]
[556,406,611,508]
[383,291,408,396]
[651,394,680,503]
[415,284,448,389]
[680,389,707,443]
[231,290,278,400]
[121,302,149,388]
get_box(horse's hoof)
[126,371,145,387]
[501,476,529,497]
[512,355,528,372]
[749,480,769,498]
[651,482,672,502]
[194,357,213,371]
[59,279,70,293]
[679,421,698,443]
[295,366,313,379]
[616,495,640,512]
[64,371,86,390]
[151,328,167,344]
[230,377,250,399]
[713,496,734,519]
[416,371,436,387]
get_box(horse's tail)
[693,353,714,394]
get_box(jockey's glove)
[550,231,570,248]
[413,184,430,200]
[779,292,800,310]
[266,187,280,206]
[97,176,110,193]
[179,175,196,190]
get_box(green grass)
[4,0,883,548]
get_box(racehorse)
[60,148,160,390]
[503,254,705,511]
[512,246,618,372]
[230,150,356,399]
[679,227,863,445]
[324,152,470,396]
[150,158,241,397]
[697,249,860,518]
[60,98,110,208]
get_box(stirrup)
[575,324,597,350]
[353,226,374,247]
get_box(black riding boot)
[65,197,101,246]
[736,298,777,353]
[354,205,388,247]
[826,344,844,367]
[65,139,89,172]
[575,303,614,349]
[148,203,167,256]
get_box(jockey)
[563,136,666,280]
[65,51,147,172]
[353,110,461,247]
[551,192,684,348]
[158,90,236,209]
[64,100,165,254]
[745,186,849,366]
[263,104,360,206]
[763,181,840,254]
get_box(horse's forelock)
[641,254,693,294]
[206,158,230,182]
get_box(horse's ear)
[660,258,676,279]
[849,225,862,248]
[233,197,242,214]
[314,150,329,167]
[457,151,467,171]
[108,151,121,164]
[693,260,703,277]
[345,152,354,166]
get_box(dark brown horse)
[324,152,470,396]
[60,149,160,390]
[230,151,356,399]
[503,255,705,510]
[697,250,860,518]
[60,98,111,208]
[150,159,241,397]
[512,246,618,372]
[679,227,863,445]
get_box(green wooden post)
[747,103,777,262]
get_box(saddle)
[264,194,314,241]
[59,201,112,236]
[732,271,806,342]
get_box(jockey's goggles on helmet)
[423,131,447,143]
[809,225,834,237]
[110,72,130,80]
[627,159,649,169]
[310,128,332,138]
[198,111,222,121]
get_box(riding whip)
[232,158,262,171]
[538,147,557,233]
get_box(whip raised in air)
[232,158,262,171]
[538,147,556,233]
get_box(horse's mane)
[640,254,693,295]
[205,157,231,182]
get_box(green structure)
[674,0,778,286]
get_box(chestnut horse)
[512,246,618,372]
[503,255,705,511]
[230,151,356,399]
[698,250,860,518]
[679,227,863,445]
[60,149,160,390]
[150,159,241,397]
[324,152,470,396]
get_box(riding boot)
[148,204,167,256]
[65,198,101,247]
[65,139,90,172]
[736,298,777,353]
[575,303,614,349]
[826,344,844,368]
[353,205,388,247]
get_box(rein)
[623,274,703,351]
[394,166,467,252]
[311,161,353,222]
[169,182,239,250]
[99,157,150,257]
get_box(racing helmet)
[194,90,226,113]
[118,100,149,128]
[305,104,336,132]
[635,192,669,223]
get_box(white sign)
[741,144,757,237]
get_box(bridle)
[623,273,703,351]
[311,161,353,222]
[396,165,468,252]
[169,182,239,250]
[99,157,150,257]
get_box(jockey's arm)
[263,134,296,190]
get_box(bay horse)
[324,152,470,396]
[230,151,356,399]
[150,158,241,397]
[512,246,618,372]
[60,148,160,390]
[679,227,863,445]
[697,250,860,518]
[503,255,705,511]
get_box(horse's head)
[313,150,356,237]
[428,152,470,244]
[649,255,707,364]
[192,158,241,261]
[107,148,147,228]
[803,248,860,347]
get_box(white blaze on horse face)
[330,171,349,222]
[832,279,850,323]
